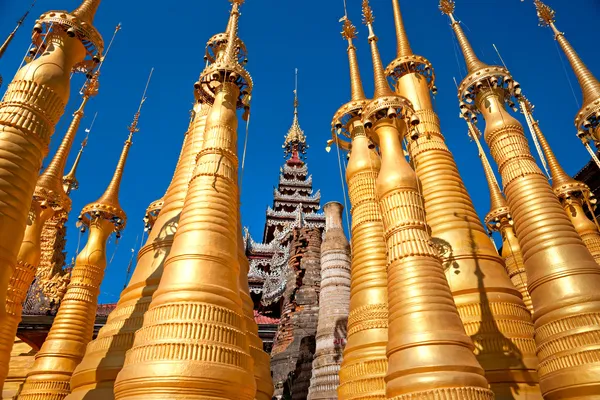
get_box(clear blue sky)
[1,0,599,303]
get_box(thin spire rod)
[294,68,299,114]
[128,68,154,139]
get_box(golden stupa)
[1,0,600,399]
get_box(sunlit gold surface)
[0,1,101,344]
[0,3,103,391]
[334,16,388,400]
[361,2,493,398]
[0,91,91,389]
[113,3,257,398]
[67,101,210,400]
[470,124,533,313]
[18,114,134,400]
[388,3,539,397]
[535,0,600,144]
[0,202,54,393]
[521,99,600,264]
[443,2,600,397]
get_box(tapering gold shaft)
[445,13,488,73]
[114,81,255,400]
[338,119,388,400]
[391,0,412,58]
[71,0,101,23]
[373,118,493,399]
[548,23,600,107]
[67,102,210,400]
[0,1,99,387]
[347,41,366,102]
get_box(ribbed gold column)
[238,220,273,400]
[0,0,102,329]
[18,218,115,400]
[471,124,533,313]
[334,17,388,400]
[18,120,135,400]
[0,202,54,390]
[0,78,98,390]
[67,101,210,400]
[479,90,600,398]
[361,2,493,398]
[373,117,492,400]
[115,80,255,400]
[389,3,539,396]
[114,5,255,395]
[442,1,600,396]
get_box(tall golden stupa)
[1,0,600,399]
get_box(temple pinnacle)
[391,0,413,58]
[439,0,489,73]
[341,16,366,102]
[535,0,600,131]
[80,69,153,233]
[284,69,307,161]
[362,0,394,98]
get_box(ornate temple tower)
[0,0,103,334]
[0,74,99,390]
[331,16,388,400]
[535,1,600,151]
[441,0,600,397]
[113,2,258,399]
[468,122,533,313]
[17,79,145,399]
[307,202,351,399]
[521,98,600,263]
[267,82,325,400]
[270,227,322,400]
[361,1,493,398]
[0,2,36,88]
[386,2,540,396]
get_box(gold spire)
[362,0,393,98]
[0,1,35,60]
[535,0,600,108]
[63,118,93,196]
[521,98,578,189]
[223,0,244,64]
[439,0,489,73]
[81,69,153,228]
[71,0,101,24]
[341,16,366,101]
[391,0,413,58]
[469,122,508,212]
[36,96,89,203]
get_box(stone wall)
[271,227,322,399]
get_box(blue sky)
[1,0,599,303]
